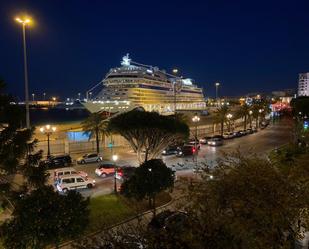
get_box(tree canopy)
[81,112,109,153]
[121,159,175,215]
[108,110,189,163]
[185,152,309,249]
[1,186,90,249]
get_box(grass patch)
[88,191,171,232]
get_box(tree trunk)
[244,115,247,130]
[95,127,99,153]
[221,120,224,136]
[152,195,156,217]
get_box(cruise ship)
[83,54,206,114]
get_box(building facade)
[298,73,309,96]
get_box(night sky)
[1,0,309,100]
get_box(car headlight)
[163,150,166,153]
[179,151,183,154]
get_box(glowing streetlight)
[43,92,46,100]
[15,16,32,129]
[226,113,233,132]
[172,68,179,115]
[215,82,220,106]
[249,110,253,128]
[40,124,57,157]
[32,93,35,102]
[192,115,200,166]
[112,154,118,193]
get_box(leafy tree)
[81,112,109,154]
[0,79,37,177]
[290,96,309,117]
[186,153,309,249]
[214,105,229,135]
[22,150,50,189]
[108,110,189,163]
[1,186,90,249]
[121,159,174,216]
[236,103,250,130]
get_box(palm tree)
[236,103,250,130]
[214,105,229,136]
[81,112,109,154]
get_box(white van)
[56,174,95,193]
[53,167,88,181]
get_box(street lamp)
[89,92,92,100]
[192,115,200,166]
[32,93,35,102]
[249,110,253,128]
[112,154,118,194]
[40,124,57,157]
[43,92,46,101]
[226,113,233,132]
[78,93,81,100]
[172,68,179,115]
[215,82,220,107]
[15,16,32,129]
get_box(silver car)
[77,153,102,164]
[207,138,224,146]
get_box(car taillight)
[192,147,196,153]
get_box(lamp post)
[226,113,233,132]
[78,92,81,100]
[215,82,221,107]
[40,124,57,157]
[43,92,46,101]
[112,154,118,194]
[249,110,253,128]
[192,115,200,167]
[258,109,264,127]
[89,92,92,100]
[172,68,178,116]
[15,16,32,129]
[32,93,35,102]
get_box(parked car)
[239,130,248,136]
[162,145,179,155]
[148,210,188,233]
[223,132,235,139]
[76,153,102,164]
[40,154,72,169]
[53,167,88,181]
[233,131,243,137]
[252,127,258,133]
[56,174,95,193]
[176,145,196,157]
[95,163,116,177]
[116,166,136,180]
[199,136,212,144]
[207,137,224,146]
[188,139,201,150]
[246,128,254,134]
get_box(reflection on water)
[29,108,90,125]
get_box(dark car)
[176,145,196,157]
[148,210,188,233]
[246,128,254,134]
[233,131,243,137]
[162,145,179,155]
[40,154,72,169]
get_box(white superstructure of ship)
[83,54,206,114]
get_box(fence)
[36,119,245,156]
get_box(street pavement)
[49,118,293,198]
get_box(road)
[48,118,293,198]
